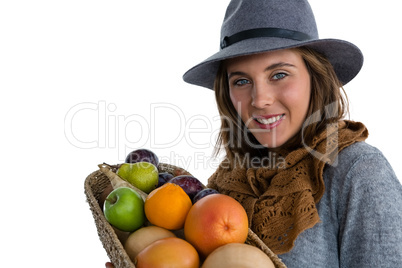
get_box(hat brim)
[183,37,363,89]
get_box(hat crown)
[221,0,319,47]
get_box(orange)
[144,182,192,230]
[135,237,200,268]
[184,194,249,257]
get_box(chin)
[251,132,286,149]
[253,138,286,149]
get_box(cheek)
[281,84,311,117]
[229,90,237,107]
[229,90,249,114]
[299,83,311,113]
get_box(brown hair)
[213,47,349,163]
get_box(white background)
[1,1,401,267]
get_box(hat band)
[220,27,312,49]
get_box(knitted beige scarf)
[207,120,368,254]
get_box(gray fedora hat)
[183,0,364,90]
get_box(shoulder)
[322,141,402,222]
[336,141,384,165]
[322,141,402,226]
[324,141,398,187]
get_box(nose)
[251,82,275,108]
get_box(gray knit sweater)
[277,142,402,267]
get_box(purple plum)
[192,188,219,204]
[157,172,174,188]
[169,175,205,201]
[125,149,159,167]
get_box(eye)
[234,78,251,86]
[271,72,287,80]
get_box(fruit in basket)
[184,194,249,257]
[124,226,176,261]
[157,172,174,187]
[103,187,145,232]
[144,183,192,230]
[117,162,158,194]
[201,243,275,268]
[125,148,159,167]
[192,188,219,203]
[135,237,199,268]
[169,175,205,202]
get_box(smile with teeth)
[254,114,284,125]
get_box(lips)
[253,114,285,129]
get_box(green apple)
[103,187,145,232]
[117,162,159,194]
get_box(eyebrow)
[227,62,296,79]
[265,62,296,71]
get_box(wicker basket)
[84,163,287,268]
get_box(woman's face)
[226,49,311,148]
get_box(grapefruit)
[184,194,249,257]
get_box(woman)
[182,0,402,267]
[106,0,401,267]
